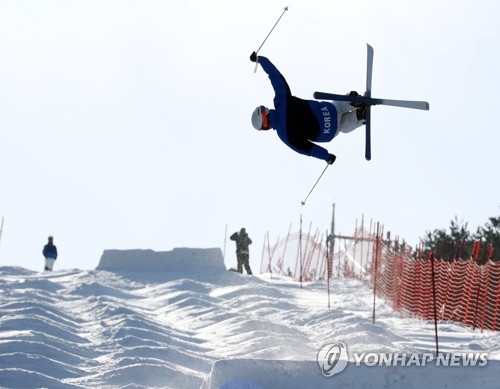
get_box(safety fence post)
[372,223,380,324]
[429,252,439,353]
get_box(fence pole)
[299,215,303,288]
[313,233,323,281]
[280,222,292,275]
[429,251,440,354]
[301,222,313,281]
[260,233,267,274]
[472,264,484,331]
[372,222,380,324]
[266,231,272,278]
[326,230,331,309]
[472,240,483,330]
[479,263,492,331]
[268,235,280,279]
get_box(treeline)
[420,215,500,263]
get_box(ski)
[365,44,374,161]
[314,44,429,161]
[313,92,430,111]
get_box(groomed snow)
[0,248,499,388]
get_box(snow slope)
[0,248,499,389]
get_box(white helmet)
[251,106,270,130]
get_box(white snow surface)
[1,248,499,389]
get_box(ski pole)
[254,6,289,73]
[301,164,330,206]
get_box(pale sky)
[0,0,499,272]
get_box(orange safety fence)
[260,223,500,332]
[372,238,500,332]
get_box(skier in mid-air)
[250,51,366,164]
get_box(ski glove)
[250,51,257,62]
[327,154,337,165]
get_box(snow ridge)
[0,249,499,388]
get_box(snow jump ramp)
[96,247,226,274]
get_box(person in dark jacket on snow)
[230,228,253,275]
[42,235,58,271]
[250,52,366,164]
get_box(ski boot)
[356,105,367,123]
[348,91,364,108]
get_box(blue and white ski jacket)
[43,243,58,259]
[258,56,339,162]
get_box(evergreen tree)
[474,215,500,262]
[421,216,473,261]
[421,213,500,262]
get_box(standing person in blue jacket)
[250,52,366,163]
[43,235,58,271]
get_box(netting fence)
[260,222,500,332]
